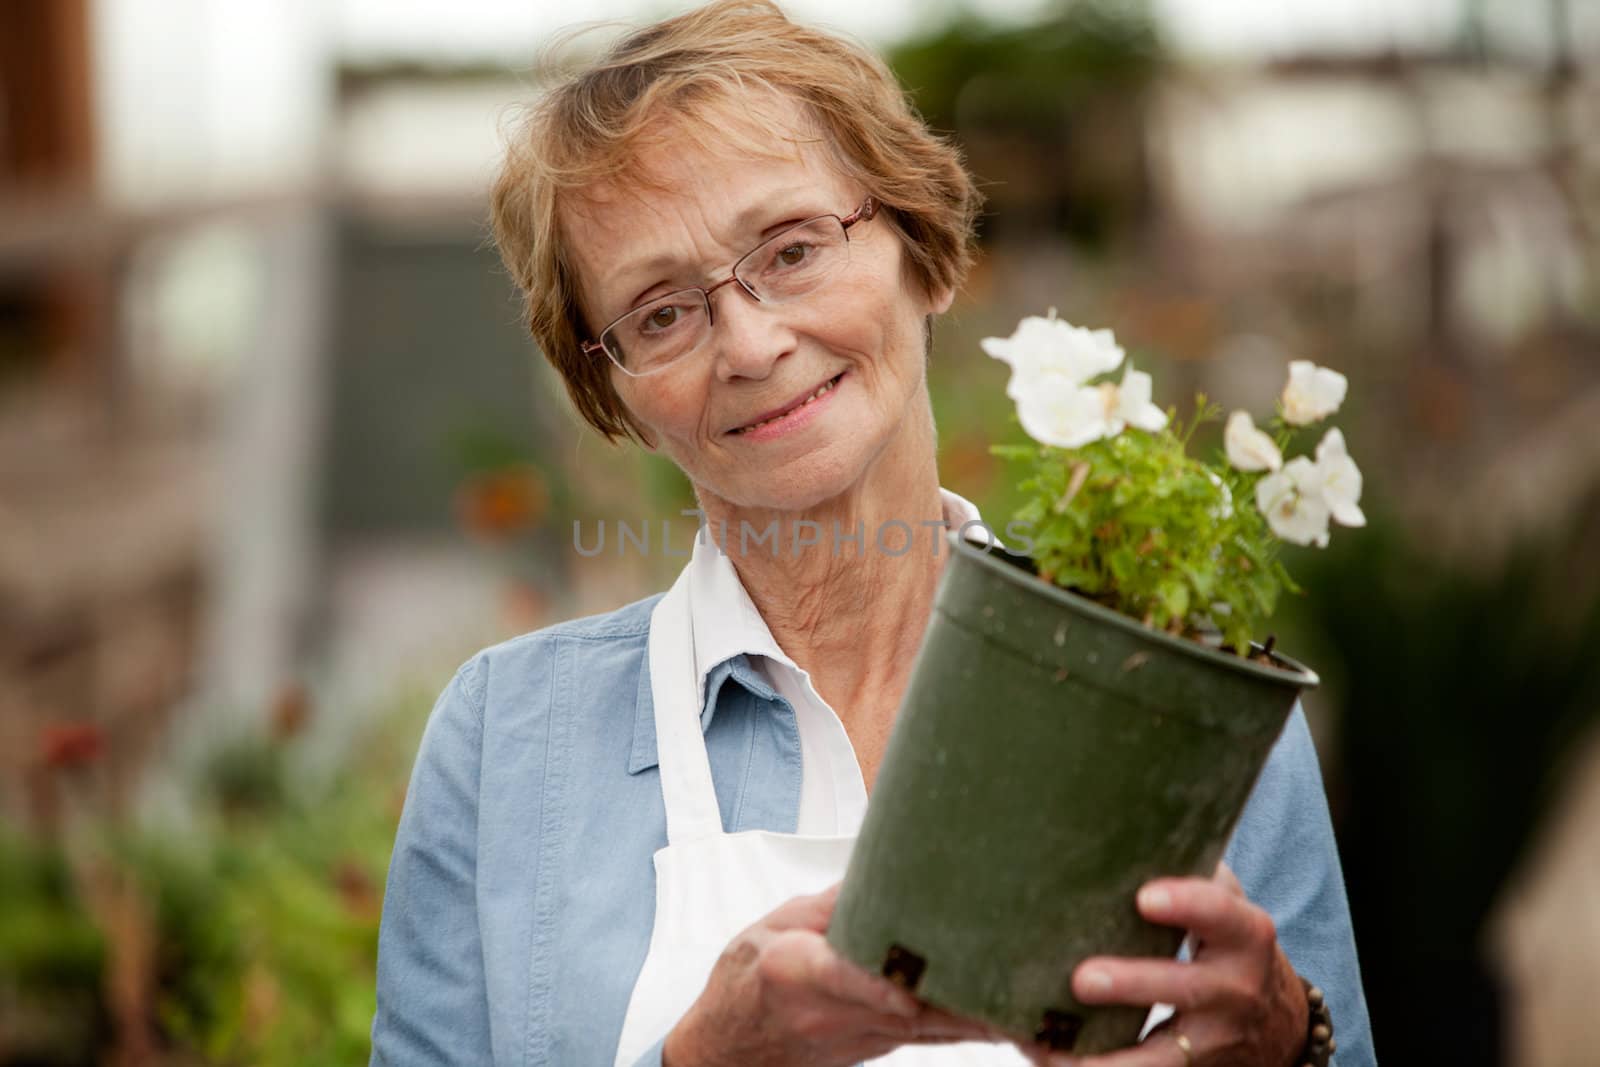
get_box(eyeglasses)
[581,196,878,377]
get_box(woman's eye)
[645,305,680,331]
[776,243,809,267]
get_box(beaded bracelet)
[1298,977,1336,1067]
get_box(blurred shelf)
[0,183,322,277]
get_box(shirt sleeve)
[370,661,495,1066]
[1223,703,1377,1067]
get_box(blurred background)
[2,0,1597,1063]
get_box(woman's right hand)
[662,883,1004,1066]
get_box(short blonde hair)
[489,0,982,445]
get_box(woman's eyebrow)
[611,253,679,305]
[728,189,817,234]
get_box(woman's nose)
[709,285,796,382]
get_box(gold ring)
[1174,1032,1195,1067]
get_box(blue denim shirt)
[369,592,1376,1066]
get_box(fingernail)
[1139,886,1171,913]
[1080,968,1113,995]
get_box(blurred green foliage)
[890,0,1161,130]
[0,693,430,1066]
[0,834,108,1063]
[888,0,1164,249]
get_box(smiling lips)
[728,372,845,434]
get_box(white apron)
[610,565,1033,1066]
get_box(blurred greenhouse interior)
[2,0,1598,1063]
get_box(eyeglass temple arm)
[842,196,877,230]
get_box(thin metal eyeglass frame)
[580,196,878,377]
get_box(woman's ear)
[929,283,956,316]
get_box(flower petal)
[1071,327,1126,381]
[1328,492,1366,527]
[1313,427,1365,527]
[1016,379,1113,449]
[1115,366,1169,433]
[1224,410,1283,472]
[1315,425,1351,464]
[981,314,1125,390]
[1256,458,1331,547]
[1282,360,1349,426]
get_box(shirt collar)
[626,648,776,774]
[689,485,989,703]
[628,486,989,774]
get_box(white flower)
[1013,357,1166,450]
[1255,457,1331,547]
[1224,410,1283,472]
[985,312,1151,449]
[981,312,1125,401]
[1281,361,1348,426]
[1101,364,1169,434]
[1312,427,1366,527]
[1015,377,1115,449]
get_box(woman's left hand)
[1024,863,1308,1067]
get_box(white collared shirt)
[686,486,997,835]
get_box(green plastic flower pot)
[826,532,1318,1054]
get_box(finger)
[765,882,843,932]
[1071,956,1244,1013]
[1213,862,1245,898]
[844,1001,1005,1044]
[828,991,1010,1045]
[902,1019,1008,1044]
[1135,878,1271,950]
[801,1001,950,1041]
[1042,1027,1196,1067]
[906,1003,1011,1042]
[762,928,920,1018]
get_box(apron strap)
[649,576,727,845]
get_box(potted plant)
[826,311,1365,1054]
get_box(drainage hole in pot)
[1034,1010,1083,1051]
[880,944,926,992]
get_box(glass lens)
[603,291,710,375]
[737,216,848,302]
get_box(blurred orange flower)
[39,721,105,770]
[269,680,313,741]
[454,464,550,541]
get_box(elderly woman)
[369,3,1376,1065]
